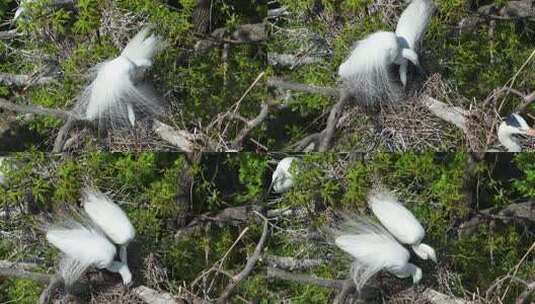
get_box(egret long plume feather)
[338,31,402,105]
[79,27,163,129]
[331,214,418,291]
[46,219,116,287]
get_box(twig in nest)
[215,219,269,303]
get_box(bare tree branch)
[133,285,180,304]
[216,219,269,303]
[0,30,20,40]
[267,77,339,97]
[263,255,327,271]
[266,267,348,289]
[0,73,56,87]
[0,97,81,120]
[231,102,270,149]
[0,261,53,284]
[152,120,197,152]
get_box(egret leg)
[120,244,128,265]
[399,60,408,87]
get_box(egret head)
[412,266,423,284]
[497,114,535,152]
[412,243,437,263]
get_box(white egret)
[82,189,135,267]
[368,188,437,262]
[338,31,403,105]
[497,113,535,152]
[79,27,163,129]
[46,219,132,286]
[333,216,422,291]
[271,157,298,193]
[395,0,436,86]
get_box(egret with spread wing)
[78,27,163,129]
[333,215,422,291]
[368,188,436,262]
[46,219,132,287]
[82,189,135,267]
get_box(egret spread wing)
[47,219,116,285]
[333,215,410,290]
[369,189,424,244]
[83,189,135,245]
[395,0,435,50]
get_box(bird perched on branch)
[78,27,163,129]
[497,113,535,152]
[338,0,434,104]
[46,218,132,287]
[368,188,436,262]
[82,189,136,267]
[271,157,298,193]
[395,0,436,87]
[333,216,423,291]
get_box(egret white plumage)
[79,27,163,129]
[333,216,422,291]
[368,188,436,262]
[395,0,435,86]
[271,157,298,193]
[46,219,132,286]
[497,113,535,152]
[82,189,135,267]
[338,31,403,105]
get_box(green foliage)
[513,153,535,197]
[0,279,42,304]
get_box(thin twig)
[215,219,269,303]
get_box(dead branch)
[133,285,180,304]
[267,53,323,68]
[183,205,263,232]
[0,73,56,87]
[230,102,270,149]
[0,30,20,40]
[0,97,81,121]
[267,77,339,97]
[152,120,197,152]
[215,219,269,303]
[318,92,350,152]
[0,260,53,284]
[421,95,469,133]
[459,200,535,236]
[263,255,327,271]
[266,266,348,289]
[195,23,267,53]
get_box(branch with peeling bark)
[0,73,56,87]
